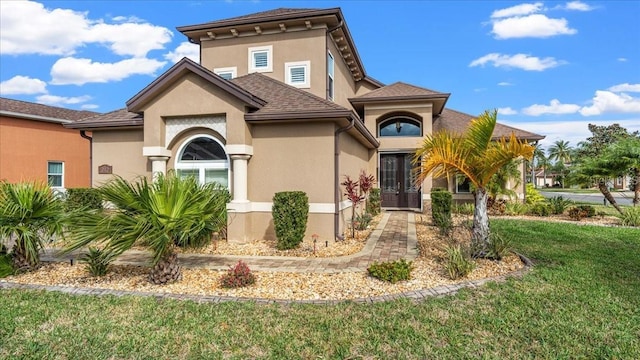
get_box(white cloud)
[491,2,543,18]
[522,99,581,116]
[498,81,513,86]
[470,53,565,71]
[580,90,640,116]
[498,107,518,115]
[0,1,172,57]
[0,75,47,95]
[36,94,92,105]
[81,104,99,110]
[164,42,200,63]
[50,57,167,85]
[618,57,628,62]
[608,83,640,93]
[564,1,594,11]
[492,14,577,39]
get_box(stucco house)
[66,8,543,243]
[0,97,96,190]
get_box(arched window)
[378,117,422,137]
[175,135,229,187]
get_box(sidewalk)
[41,211,419,274]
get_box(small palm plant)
[0,181,65,272]
[64,172,229,284]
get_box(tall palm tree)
[414,109,534,257]
[532,144,545,188]
[0,181,65,272]
[64,173,230,284]
[548,140,573,165]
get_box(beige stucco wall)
[337,129,372,232]
[236,211,334,242]
[362,102,434,196]
[140,73,249,147]
[326,34,358,108]
[92,129,148,187]
[201,29,327,99]
[248,122,334,203]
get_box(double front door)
[380,153,421,208]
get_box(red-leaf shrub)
[220,260,256,288]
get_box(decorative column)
[143,146,172,180]
[230,154,251,203]
[149,156,169,179]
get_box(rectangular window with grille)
[248,45,272,73]
[48,161,64,188]
[285,61,310,88]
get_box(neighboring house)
[66,8,543,243]
[0,97,96,191]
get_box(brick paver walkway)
[40,211,418,273]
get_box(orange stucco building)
[0,97,96,189]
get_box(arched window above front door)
[378,117,422,137]
[175,135,229,187]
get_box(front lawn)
[1,220,639,359]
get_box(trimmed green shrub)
[618,207,640,227]
[367,259,412,283]
[431,188,452,228]
[528,202,551,216]
[525,184,545,204]
[366,188,381,215]
[548,196,572,215]
[272,191,309,250]
[79,247,113,277]
[445,245,475,279]
[220,260,256,288]
[64,188,103,212]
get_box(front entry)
[380,153,421,208]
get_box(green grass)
[1,220,639,359]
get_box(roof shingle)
[0,97,98,122]
[352,82,448,100]
[65,108,143,129]
[433,108,545,141]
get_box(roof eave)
[64,120,143,130]
[0,110,73,124]
[349,94,451,105]
[126,58,266,112]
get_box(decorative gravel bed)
[2,213,525,301]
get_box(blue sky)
[1,0,639,149]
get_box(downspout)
[80,131,92,186]
[335,118,355,241]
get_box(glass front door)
[380,153,420,208]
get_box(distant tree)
[601,137,640,206]
[536,151,551,187]
[548,140,573,165]
[575,123,639,158]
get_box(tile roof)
[231,73,351,117]
[0,97,98,122]
[351,82,449,100]
[65,108,143,129]
[433,108,545,141]
[198,8,322,25]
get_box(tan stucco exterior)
[0,116,90,188]
[92,129,148,187]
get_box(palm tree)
[487,159,522,200]
[531,144,545,188]
[548,140,572,165]
[64,173,230,284]
[0,181,65,272]
[414,109,533,257]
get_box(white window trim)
[284,60,310,88]
[327,51,335,101]
[248,45,273,73]
[174,134,230,189]
[47,161,64,189]
[214,67,237,80]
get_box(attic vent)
[254,52,268,68]
[285,61,310,89]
